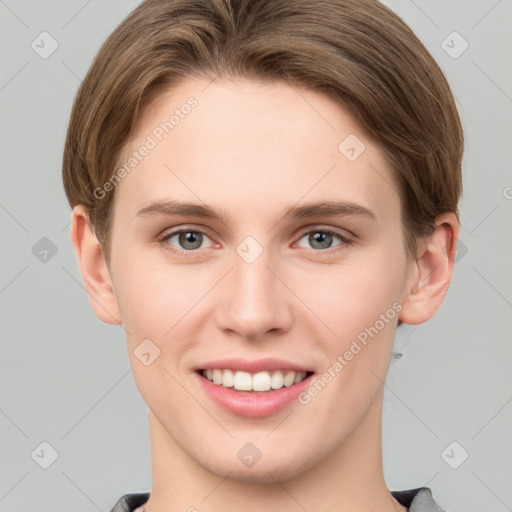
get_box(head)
[64,0,463,483]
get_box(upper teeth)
[202,369,309,391]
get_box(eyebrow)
[135,199,376,222]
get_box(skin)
[71,77,458,512]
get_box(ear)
[399,212,459,325]
[69,205,122,325]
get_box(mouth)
[196,368,315,393]
[194,361,317,417]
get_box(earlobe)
[70,205,123,325]
[399,213,459,325]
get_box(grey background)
[0,1,511,511]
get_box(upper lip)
[196,357,314,374]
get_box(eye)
[159,229,214,254]
[296,229,351,251]
[157,226,352,257]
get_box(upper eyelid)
[295,225,351,238]
[159,226,216,243]
[159,224,350,237]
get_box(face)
[106,77,417,482]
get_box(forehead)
[114,77,400,225]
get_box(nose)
[214,244,293,341]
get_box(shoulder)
[111,488,449,512]
[391,487,449,512]
[109,492,150,512]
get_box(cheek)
[299,252,406,402]
[112,252,202,337]
[301,256,404,338]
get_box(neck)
[144,390,405,512]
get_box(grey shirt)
[109,487,448,511]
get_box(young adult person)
[62,1,463,510]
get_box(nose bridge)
[216,239,291,338]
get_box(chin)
[198,446,316,485]
[210,462,301,485]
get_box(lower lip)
[194,371,315,418]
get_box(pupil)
[180,231,202,249]
[311,232,332,249]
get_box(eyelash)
[157,226,354,257]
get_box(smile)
[198,369,313,392]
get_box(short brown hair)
[62,0,463,266]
